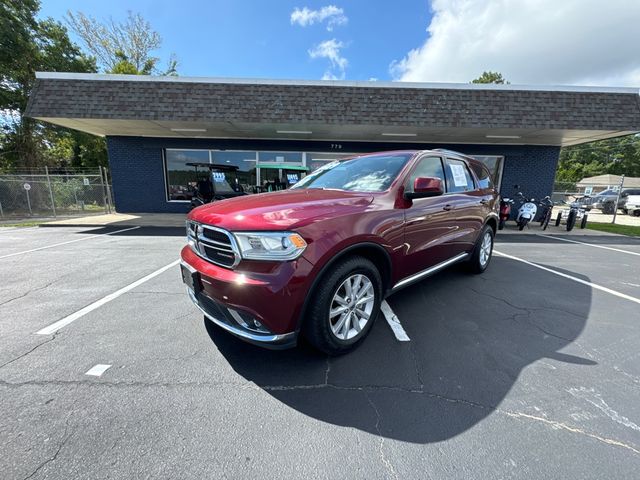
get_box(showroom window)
[164,149,209,201]
[211,151,257,193]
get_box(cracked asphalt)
[1,224,639,479]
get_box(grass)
[587,222,640,237]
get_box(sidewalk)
[45,213,188,228]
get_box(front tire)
[566,210,577,231]
[517,218,529,231]
[555,212,562,226]
[468,225,494,274]
[542,209,552,230]
[303,256,382,355]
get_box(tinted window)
[444,159,475,193]
[291,153,413,192]
[406,156,445,193]
[470,162,494,189]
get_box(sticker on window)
[213,172,226,183]
[449,164,468,187]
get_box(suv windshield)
[291,153,413,192]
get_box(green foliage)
[471,71,509,84]
[0,0,100,170]
[557,135,640,182]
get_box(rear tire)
[566,210,577,231]
[467,225,494,274]
[303,256,382,355]
[498,218,505,230]
[580,214,588,229]
[634,210,640,217]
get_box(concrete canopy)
[26,72,640,147]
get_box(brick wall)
[106,136,560,214]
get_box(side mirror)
[404,177,444,200]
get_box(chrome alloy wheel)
[479,231,493,267]
[329,274,375,340]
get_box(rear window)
[469,162,494,190]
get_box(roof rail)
[432,148,471,158]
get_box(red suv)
[181,150,499,354]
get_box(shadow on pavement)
[205,256,595,443]
[38,225,186,237]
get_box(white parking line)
[380,300,410,341]
[85,364,112,377]
[0,226,140,259]
[536,234,640,257]
[36,259,180,335]
[494,250,640,306]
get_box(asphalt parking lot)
[1,223,640,479]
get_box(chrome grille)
[187,221,239,268]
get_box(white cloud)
[391,0,640,87]
[291,5,348,31]
[309,39,348,79]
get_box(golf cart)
[187,163,247,210]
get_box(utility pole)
[611,174,625,224]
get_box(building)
[577,174,640,194]
[26,72,640,213]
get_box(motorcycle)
[538,196,554,231]
[515,192,537,231]
[498,197,514,230]
[555,202,588,231]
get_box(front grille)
[187,221,239,268]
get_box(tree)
[65,11,177,75]
[0,0,97,170]
[556,135,640,182]
[471,71,509,84]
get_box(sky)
[38,0,640,87]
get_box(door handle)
[442,204,453,211]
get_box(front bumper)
[180,246,314,348]
[186,285,297,349]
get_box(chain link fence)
[551,181,580,204]
[0,167,113,220]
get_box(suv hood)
[190,189,374,231]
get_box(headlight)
[233,232,307,261]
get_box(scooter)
[498,197,514,230]
[515,192,537,231]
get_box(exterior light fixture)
[381,133,418,137]
[276,130,313,134]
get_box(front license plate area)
[181,264,202,294]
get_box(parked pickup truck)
[623,195,640,216]
[181,150,499,354]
